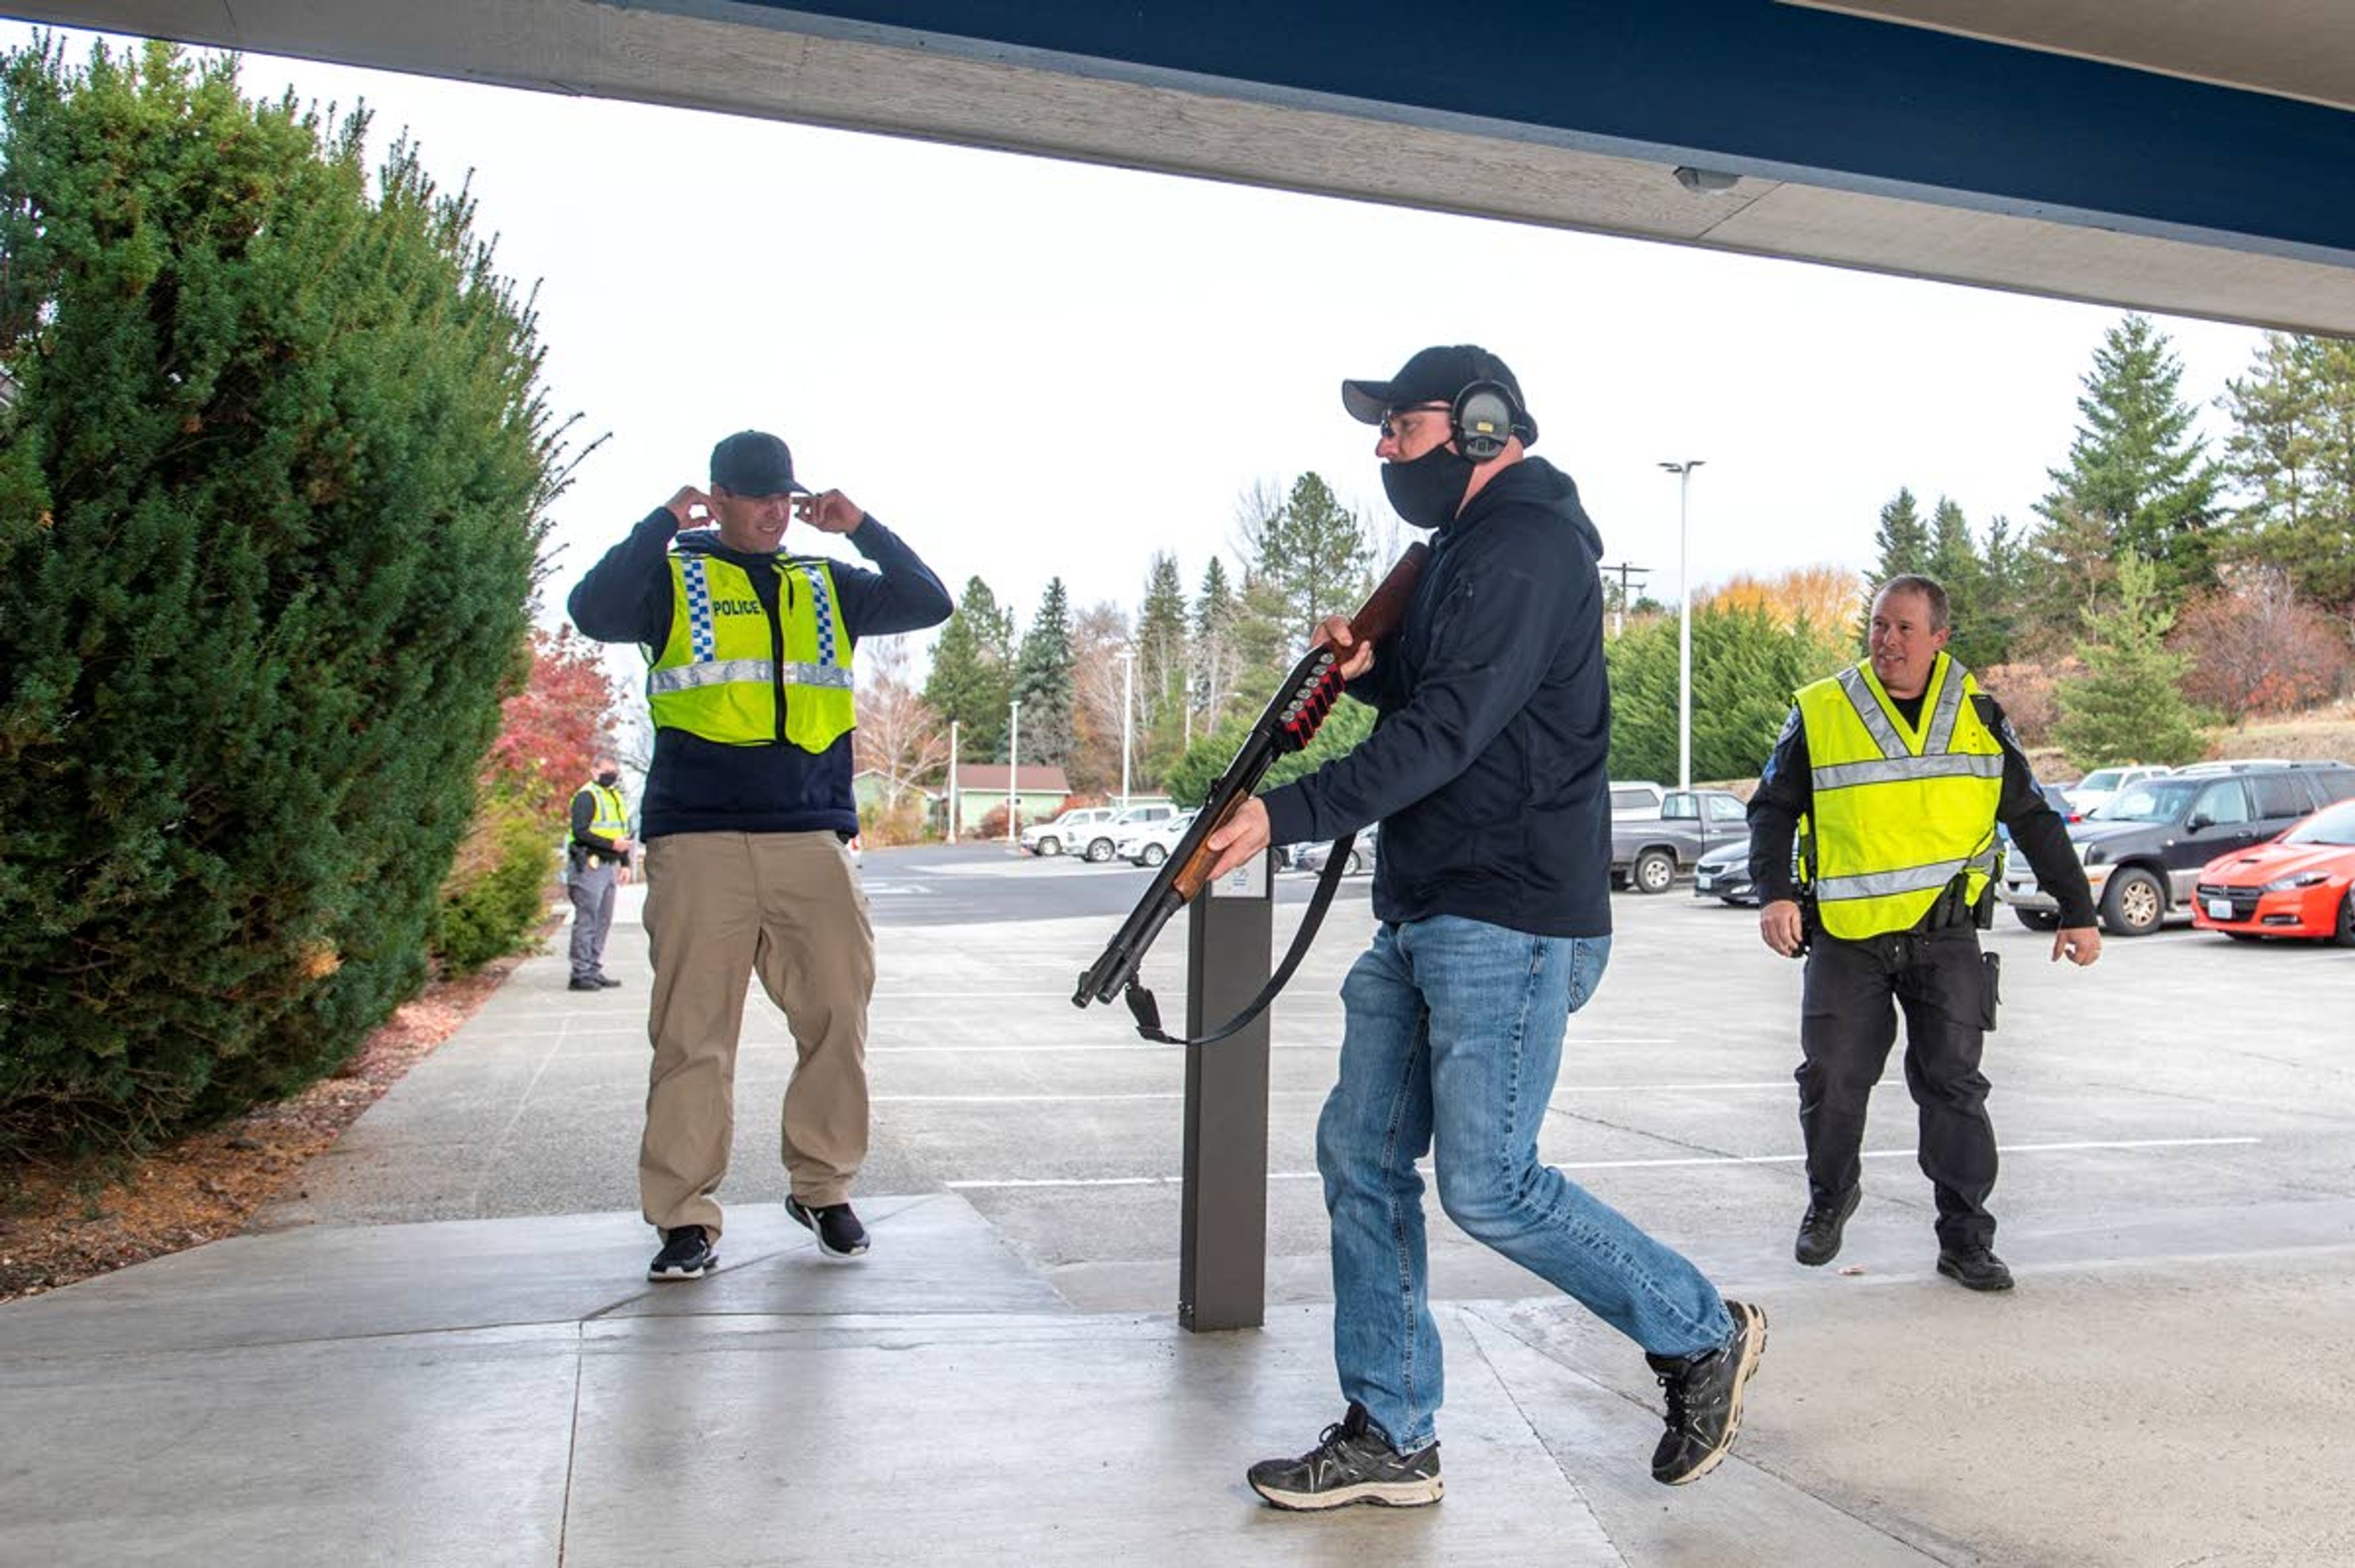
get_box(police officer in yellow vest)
[1747,575,2100,1293]
[565,754,634,992]
[567,430,951,1282]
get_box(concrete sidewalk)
[9,873,2355,1565]
[0,1194,1934,1567]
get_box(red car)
[2191,797,2355,944]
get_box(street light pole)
[1658,460,1705,790]
[947,718,960,840]
[1117,647,1135,811]
[1007,698,1022,848]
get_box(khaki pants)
[638,830,875,1235]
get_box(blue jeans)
[1319,916,1732,1452]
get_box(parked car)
[1118,809,1200,868]
[2065,763,2172,818]
[2191,796,2355,944]
[1076,802,1179,862]
[1295,824,1379,877]
[1610,787,1748,893]
[2000,761,2355,936]
[1610,779,1669,819]
[1691,835,1758,906]
[1021,805,1116,857]
[1997,781,2078,852]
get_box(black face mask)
[596,770,620,787]
[1380,442,1479,530]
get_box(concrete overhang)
[7,1,2354,335]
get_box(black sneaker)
[1794,1186,1861,1267]
[648,1226,716,1281]
[1648,1299,1769,1486]
[568,977,604,992]
[787,1196,870,1260]
[1246,1404,1443,1511]
[592,975,623,989]
[1936,1245,2015,1292]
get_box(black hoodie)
[1259,457,1614,939]
[567,508,952,839]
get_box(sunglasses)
[1378,402,1453,441]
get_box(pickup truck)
[1610,788,1749,894]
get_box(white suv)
[1021,806,1115,857]
[2066,765,2172,819]
[1078,803,1178,863]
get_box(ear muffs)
[1450,380,1520,462]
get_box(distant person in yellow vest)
[567,429,952,1282]
[1746,574,2100,1293]
[565,755,634,992]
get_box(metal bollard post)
[1178,848,1273,1332]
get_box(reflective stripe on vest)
[1796,652,2004,940]
[646,553,857,752]
[567,782,629,850]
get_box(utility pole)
[1599,560,1650,638]
[947,719,960,840]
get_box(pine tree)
[1011,578,1075,768]
[2051,554,2207,770]
[1190,556,1238,731]
[1252,472,1371,659]
[1134,552,1190,766]
[921,575,1015,760]
[0,41,566,1151]
[1926,497,2004,670]
[2035,314,2220,602]
[2219,333,2355,610]
[1868,488,1931,585]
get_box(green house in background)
[944,764,1072,836]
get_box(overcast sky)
[10,24,2276,658]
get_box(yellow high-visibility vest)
[645,552,856,753]
[1796,652,2004,940]
[567,783,629,850]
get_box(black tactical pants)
[1797,924,1997,1252]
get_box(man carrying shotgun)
[1201,346,1764,1509]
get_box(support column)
[1178,850,1272,1332]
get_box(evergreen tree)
[921,575,1015,760]
[1011,578,1076,768]
[1606,605,1851,786]
[2035,313,2220,601]
[1926,496,2004,670]
[1134,552,1190,767]
[1190,555,1238,730]
[1252,472,1371,659]
[2219,332,2355,609]
[1977,513,2030,665]
[1869,487,1931,583]
[2051,554,2207,770]
[0,41,565,1151]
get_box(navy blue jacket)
[567,508,952,839]
[1260,457,1614,939]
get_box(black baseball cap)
[1341,345,1537,448]
[709,430,811,497]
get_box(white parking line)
[942,1136,2261,1190]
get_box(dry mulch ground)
[0,949,532,1306]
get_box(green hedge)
[0,41,563,1154]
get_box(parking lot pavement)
[873,857,2355,1566]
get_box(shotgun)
[1073,542,1430,1041]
